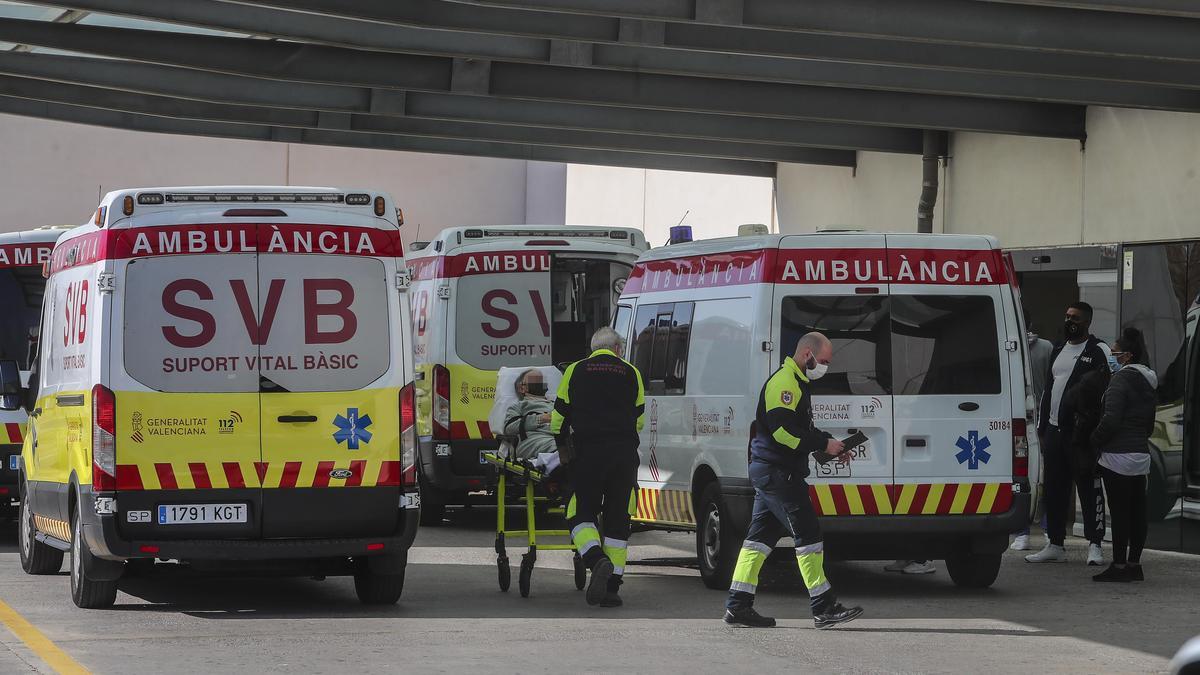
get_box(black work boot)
[1092,564,1133,583]
[723,607,776,628]
[814,603,864,630]
[587,558,614,606]
[600,576,623,607]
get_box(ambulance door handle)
[904,438,926,448]
[278,415,318,423]
[958,402,980,412]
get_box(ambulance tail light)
[91,384,117,492]
[1012,417,1029,479]
[432,365,451,441]
[400,382,418,488]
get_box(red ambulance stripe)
[992,485,1014,513]
[807,486,823,516]
[255,462,269,485]
[188,463,212,489]
[858,484,880,515]
[5,423,21,443]
[910,483,932,515]
[449,421,470,440]
[346,459,366,487]
[478,421,492,439]
[223,462,247,489]
[830,485,851,516]
[115,464,143,491]
[935,484,958,514]
[312,461,335,488]
[377,461,401,487]
[155,463,178,490]
[279,462,302,488]
[963,483,986,514]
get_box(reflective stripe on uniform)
[571,522,600,555]
[603,537,629,575]
[627,488,637,517]
[742,539,773,555]
[796,546,830,598]
[729,544,771,596]
[771,426,802,450]
[795,541,824,556]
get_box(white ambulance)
[407,226,648,523]
[614,231,1037,589]
[0,187,419,608]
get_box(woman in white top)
[1089,327,1156,583]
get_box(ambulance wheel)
[70,510,118,609]
[518,556,533,598]
[498,557,511,592]
[19,494,62,575]
[696,482,738,590]
[945,552,1002,589]
[573,553,586,590]
[353,558,406,605]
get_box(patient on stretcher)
[503,369,561,474]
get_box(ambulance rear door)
[885,235,1014,517]
[257,222,403,538]
[773,234,895,517]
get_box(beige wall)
[775,151,945,234]
[564,164,775,246]
[776,107,1200,248]
[0,114,545,248]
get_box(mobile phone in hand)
[840,430,868,449]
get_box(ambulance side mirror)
[0,360,20,411]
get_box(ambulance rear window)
[124,254,391,393]
[780,295,890,396]
[891,295,1001,395]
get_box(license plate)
[157,503,247,525]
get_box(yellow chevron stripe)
[977,483,1000,514]
[922,484,945,515]
[949,484,972,514]
[872,484,893,515]
[814,484,837,515]
[843,484,865,515]
[895,484,917,515]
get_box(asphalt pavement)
[0,507,1194,674]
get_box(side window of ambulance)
[780,295,890,396]
[891,295,1001,395]
[612,304,632,343]
[628,302,694,396]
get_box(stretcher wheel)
[573,553,586,590]
[498,557,511,592]
[519,555,533,598]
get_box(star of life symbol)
[781,390,794,405]
[955,430,991,470]
[333,408,373,449]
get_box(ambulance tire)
[70,510,118,609]
[353,557,406,605]
[945,551,1002,589]
[696,482,738,590]
[19,492,63,575]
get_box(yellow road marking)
[0,597,89,674]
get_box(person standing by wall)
[551,328,645,608]
[1091,327,1156,582]
[723,332,863,630]
[1012,315,1055,551]
[1026,302,1112,564]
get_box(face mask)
[526,383,548,397]
[804,355,829,381]
[1106,355,1120,373]
[1063,320,1084,340]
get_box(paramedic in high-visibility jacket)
[551,327,645,608]
[723,332,865,630]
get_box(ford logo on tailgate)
[329,468,354,479]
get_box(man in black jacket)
[1026,301,1112,565]
[551,327,645,608]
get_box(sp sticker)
[780,390,794,406]
[332,408,373,449]
[329,468,354,479]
